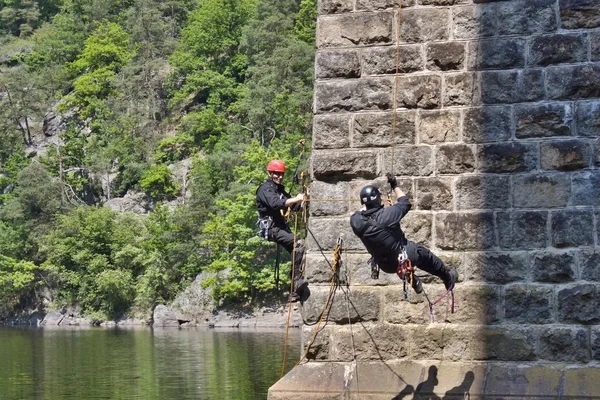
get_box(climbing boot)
[444,268,458,290]
[293,278,308,295]
[411,275,423,294]
[289,292,301,303]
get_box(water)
[0,326,301,400]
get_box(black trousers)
[270,226,305,280]
[375,241,447,281]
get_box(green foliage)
[139,164,180,199]
[292,0,317,45]
[155,134,196,164]
[0,255,39,316]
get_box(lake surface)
[0,326,301,400]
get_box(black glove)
[386,173,397,189]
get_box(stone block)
[305,253,343,285]
[317,13,393,48]
[383,287,431,325]
[572,171,600,206]
[528,34,588,67]
[464,252,529,284]
[352,111,415,148]
[436,213,495,251]
[302,325,332,361]
[563,368,600,398]
[505,285,553,324]
[383,146,434,177]
[593,31,600,61]
[402,212,433,248]
[441,325,479,361]
[308,181,349,217]
[396,74,442,109]
[452,5,496,39]
[485,365,562,397]
[448,284,501,325]
[419,0,468,4]
[455,175,510,211]
[497,211,548,250]
[467,38,526,70]
[497,0,557,35]
[400,8,449,44]
[319,0,353,14]
[532,251,576,283]
[426,42,465,71]
[515,103,573,139]
[315,78,393,113]
[580,249,600,281]
[547,64,600,100]
[477,327,537,361]
[330,323,409,361]
[443,72,481,107]
[409,325,450,360]
[513,173,571,209]
[306,217,363,251]
[415,178,452,211]
[575,100,600,137]
[435,144,476,174]
[596,138,600,166]
[551,210,595,248]
[346,252,401,287]
[312,149,378,182]
[463,106,511,144]
[356,0,415,11]
[313,114,350,149]
[594,328,600,360]
[558,283,600,324]
[362,45,423,76]
[481,70,545,104]
[418,110,460,144]
[541,139,591,171]
[560,0,600,29]
[539,327,589,362]
[303,287,380,325]
[315,50,361,79]
[476,142,537,173]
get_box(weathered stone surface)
[481,70,545,104]
[580,250,600,281]
[396,74,441,109]
[532,251,576,283]
[497,211,548,250]
[383,146,434,177]
[418,110,460,144]
[436,213,495,251]
[572,171,600,206]
[497,0,557,35]
[303,287,380,325]
[455,175,510,210]
[409,325,450,360]
[305,253,346,285]
[452,5,496,39]
[477,142,537,173]
[383,287,431,325]
[485,364,562,398]
[330,323,409,361]
[594,328,600,360]
[349,252,402,286]
[362,45,423,76]
[558,284,600,324]
[312,150,378,182]
[593,31,600,61]
[435,144,476,174]
[529,34,588,66]
[547,64,600,100]
[575,101,600,137]
[477,327,537,361]
[319,0,353,14]
[317,13,393,48]
[356,0,415,11]
[348,178,414,210]
[426,42,465,71]
[513,173,571,208]
[313,114,350,149]
[539,327,589,362]
[352,111,415,148]
[563,368,600,397]
[443,72,481,107]
[419,0,468,5]
[153,305,179,327]
[541,139,591,171]
[308,181,349,217]
[449,285,501,325]
[596,138,600,166]
[400,8,449,44]
[515,103,573,139]
[315,78,393,113]
[551,210,595,248]
[467,38,526,70]
[302,325,332,361]
[464,252,529,284]
[315,50,361,79]
[505,285,553,324]
[306,217,363,251]
[401,212,433,247]
[463,106,511,144]
[560,0,600,29]
[415,178,452,211]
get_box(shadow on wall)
[392,366,475,400]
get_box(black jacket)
[256,178,300,229]
[350,196,412,260]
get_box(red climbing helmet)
[267,160,286,173]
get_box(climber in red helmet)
[256,160,309,302]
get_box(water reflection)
[0,327,301,400]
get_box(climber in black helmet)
[350,173,458,293]
[256,159,309,302]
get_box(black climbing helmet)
[359,185,382,208]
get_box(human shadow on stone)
[413,366,441,400]
[392,384,415,399]
[442,370,474,400]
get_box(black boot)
[444,269,458,290]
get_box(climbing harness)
[256,216,272,240]
[396,248,416,300]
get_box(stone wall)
[270,0,600,398]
